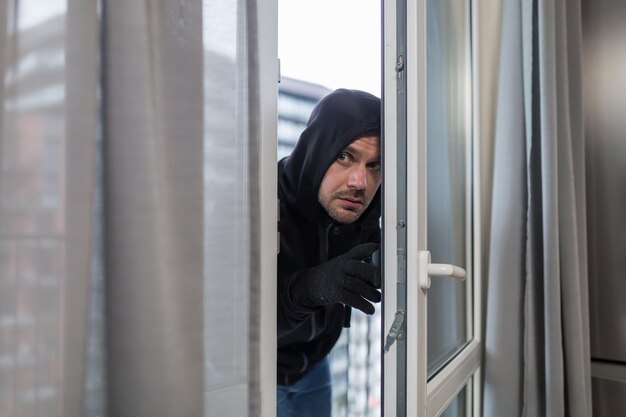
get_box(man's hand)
[291,243,381,315]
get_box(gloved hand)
[291,242,381,315]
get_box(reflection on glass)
[203,0,251,413]
[426,0,471,377]
[0,1,68,416]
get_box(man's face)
[318,135,381,224]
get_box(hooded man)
[277,89,382,417]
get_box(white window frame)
[258,0,278,416]
[382,0,483,415]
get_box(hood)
[279,88,382,225]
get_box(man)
[277,89,382,417]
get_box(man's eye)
[368,162,382,171]
[337,153,351,163]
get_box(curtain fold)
[484,0,591,416]
[64,1,100,416]
[103,1,205,416]
[483,0,528,412]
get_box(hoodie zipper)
[319,223,352,328]
[318,223,332,264]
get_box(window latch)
[384,310,406,353]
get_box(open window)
[276,1,383,415]
[382,0,482,415]
[266,0,482,415]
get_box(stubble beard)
[318,189,370,224]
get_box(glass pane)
[204,0,254,413]
[426,0,472,377]
[441,385,468,417]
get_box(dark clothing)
[277,89,381,385]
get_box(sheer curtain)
[0,1,98,416]
[103,1,205,415]
[483,0,591,415]
[0,0,265,416]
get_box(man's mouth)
[338,197,364,210]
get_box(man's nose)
[347,165,367,190]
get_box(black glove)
[291,242,381,315]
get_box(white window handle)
[419,250,466,290]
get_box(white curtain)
[0,0,263,416]
[483,0,592,416]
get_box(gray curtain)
[103,1,205,416]
[483,0,591,416]
[104,0,263,416]
[0,0,263,416]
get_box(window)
[382,0,481,415]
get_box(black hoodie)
[277,89,381,385]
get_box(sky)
[18,1,380,94]
[278,0,382,96]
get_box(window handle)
[419,251,466,291]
